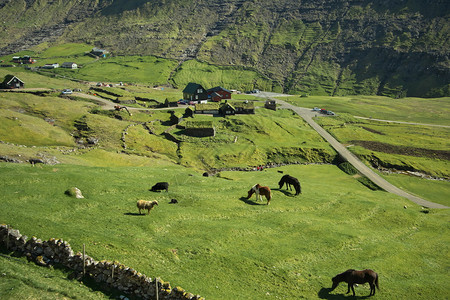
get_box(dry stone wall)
[0,224,204,300]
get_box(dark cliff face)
[0,0,448,97]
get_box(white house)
[42,63,59,69]
[62,62,78,69]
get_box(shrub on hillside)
[338,162,358,175]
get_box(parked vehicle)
[312,107,321,111]
[61,89,72,95]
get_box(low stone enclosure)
[0,224,203,300]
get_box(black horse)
[278,175,301,195]
[331,269,379,297]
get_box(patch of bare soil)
[361,126,385,135]
[350,140,450,161]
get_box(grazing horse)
[247,184,272,205]
[278,175,301,195]
[331,269,379,297]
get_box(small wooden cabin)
[1,75,24,89]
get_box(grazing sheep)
[137,200,158,215]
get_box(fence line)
[0,224,203,300]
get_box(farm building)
[195,102,220,114]
[219,102,236,115]
[170,111,183,125]
[90,48,109,58]
[12,55,34,64]
[234,101,255,114]
[182,82,208,102]
[195,101,255,116]
[184,121,215,137]
[184,106,194,118]
[62,62,78,69]
[1,75,24,89]
[265,100,277,111]
[222,101,255,115]
[42,63,59,69]
[207,86,232,102]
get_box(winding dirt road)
[267,96,448,209]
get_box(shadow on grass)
[318,287,372,299]
[273,188,297,197]
[123,212,146,216]
[0,249,121,299]
[239,197,265,205]
[77,274,125,299]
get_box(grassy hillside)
[0,255,111,300]
[0,158,447,300]
[0,0,448,97]
[0,69,448,299]
[0,162,449,299]
[281,95,450,125]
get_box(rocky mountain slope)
[0,0,448,97]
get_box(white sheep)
[137,200,158,215]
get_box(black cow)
[150,182,169,192]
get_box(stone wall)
[0,224,203,300]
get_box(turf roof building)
[195,102,220,114]
[195,101,255,115]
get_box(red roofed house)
[207,86,232,102]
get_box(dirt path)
[270,97,448,209]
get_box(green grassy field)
[314,114,449,178]
[280,95,450,125]
[1,162,448,299]
[0,254,111,300]
[0,62,449,299]
[175,108,335,170]
[1,44,274,91]
[274,95,450,205]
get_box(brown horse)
[331,269,379,296]
[247,184,272,205]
